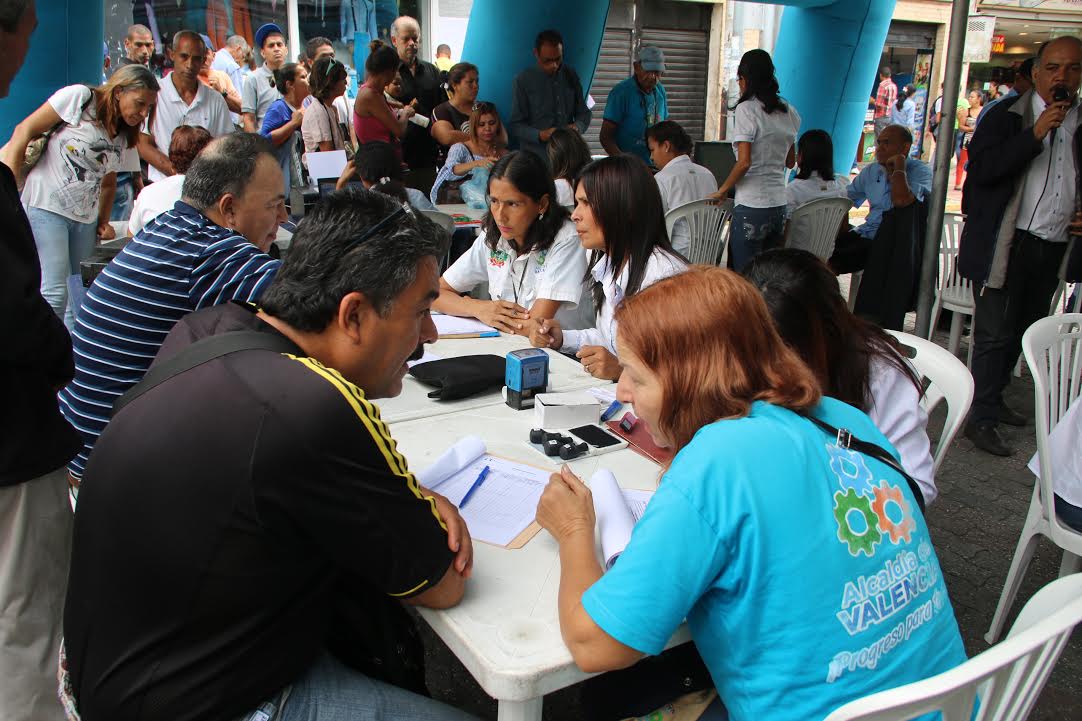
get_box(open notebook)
[415,436,551,547]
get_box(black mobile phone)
[568,424,623,448]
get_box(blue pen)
[478,331,499,337]
[600,399,622,422]
[459,465,491,509]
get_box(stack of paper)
[591,469,653,569]
[433,313,499,338]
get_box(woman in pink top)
[353,40,415,150]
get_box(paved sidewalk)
[419,311,1081,720]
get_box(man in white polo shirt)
[242,23,288,133]
[138,30,232,181]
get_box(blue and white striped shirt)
[59,201,281,477]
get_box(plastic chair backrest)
[937,213,972,300]
[1022,314,1082,540]
[665,199,731,265]
[420,210,456,239]
[784,197,852,260]
[885,330,974,473]
[824,573,1082,721]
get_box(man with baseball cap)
[600,45,668,165]
[242,22,288,133]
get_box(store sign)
[965,15,997,63]
[991,34,1005,53]
[981,1,1082,9]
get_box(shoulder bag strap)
[111,330,300,418]
[803,413,926,514]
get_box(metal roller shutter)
[640,27,708,144]
[584,28,633,155]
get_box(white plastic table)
[437,203,487,228]
[390,403,689,721]
[376,333,602,424]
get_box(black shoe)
[965,422,1012,457]
[998,405,1028,427]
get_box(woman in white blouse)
[708,49,800,271]
[784,129,849,218]
[744,248,937,507]
[529,155,687,380]
[434,150,588,337]
[547,127,591,208]
[2,64,159,326]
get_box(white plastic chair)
[985,313,1082,643]
[886,330,975,474]
[824,573,1082,721]
[927,213,975,367]
[784,197,852,261]
[420,210,456,270]
[665,199,731,266]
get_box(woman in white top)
[547,127,591,208]
[784,129,850,218]
[128,125,213,236]
[889,84,917,135]
[429,102,507,205]
[1,64,159,327]
[647,120,719,255]
[301,57,349,154]
[744,248,936,507]
[435,150,588,337]
[530,155,686,380]
[708,49,800,271]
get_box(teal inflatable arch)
[1,0,896,178]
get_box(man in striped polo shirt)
[59,132,285,484]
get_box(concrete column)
[0,0,104,143]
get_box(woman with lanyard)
[434,150,587,336]
[353,40,415,154]
[259,63,309,197]
[2,64,159,327]
[709,49,800,271]
[534,264,967,721]
[529,155,686,381]
[301,56,349,154]
[429,102,507,204]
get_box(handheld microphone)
[1050,86,1070,144]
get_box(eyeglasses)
[343,201,415,254]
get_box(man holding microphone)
[959,36,1081,456]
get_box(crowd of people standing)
[3,1,1081,718]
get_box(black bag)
[435,174,471,204]
[407,354,505,400]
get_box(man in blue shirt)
[832,125,932,269]
[600,46,668,165]
[510,29,592,163]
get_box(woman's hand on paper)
[537,465,595,544]
[473,299,528,333]
[529,318,563,349]
[577,346,620,381]
[426,488,474,578]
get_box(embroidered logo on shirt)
[534,249,548,273]
[489,249,509,268]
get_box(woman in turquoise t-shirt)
[536,265,967,721]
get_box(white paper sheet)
[591,469,654,569]
[428,454,552,546]
[407,351,442,368]
[306,149,348,181]
[415,436,486,488]
[586,386,618,406]
[433,313,498,337]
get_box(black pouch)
[408,354,505,400]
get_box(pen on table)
[600,400,622,422]
[459,465,491,509]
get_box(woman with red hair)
[536,265,967,721]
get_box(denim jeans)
[110,177,134,222]
[729,204,786,272]
[26,206,97,329]
[242,653,482,721]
